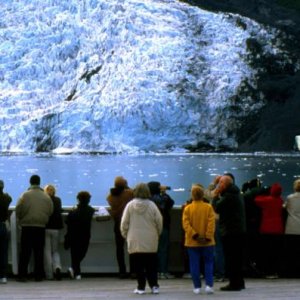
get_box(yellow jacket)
[182,200,215,247]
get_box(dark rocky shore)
[184,0,300,152]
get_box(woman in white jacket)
[121,183,163,295]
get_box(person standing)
[107,176,134,278]
[284,179,300,277]
[255,182,284,278]
[16,175,53,282]
[121,183,162,295]
[148,181,174,279]
[44,184,63,280]
[182,184,215,295]
[0,180,12,284]
[215,175,246,291]
[64,191,95,280]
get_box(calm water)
[1,153,300,206]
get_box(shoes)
[220,284,242,291]
[75,275,81,280]
[205,285,214,294]
[54,268,62,281]
[0,278,7,284]
[133,289,145,295]
[152,286,159,294]
[68,267,74,279]
[193,288,201,294]
[158,273,175,279]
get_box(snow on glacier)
[0,0,283,153]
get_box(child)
[64,191,95,280]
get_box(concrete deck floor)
[0,277,299,299]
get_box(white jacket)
[285,192,300,234]
[121,198,162,254]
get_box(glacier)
[0,0,293,153]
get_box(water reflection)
[1,153,300,206]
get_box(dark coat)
[0,192,12,222]
[215,184,246,237]
[46,195,63,230]
[64,204,95,249]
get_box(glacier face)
[0,0,288,153]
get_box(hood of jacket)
[132,198,150,214]
[270,183,282,197]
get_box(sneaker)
[75,275,81,280]
[205,286,214,294]
[54,268,62,281]
[68,267,74,279]
[193,288,201,294]
[133,289,145,295]
[0,278,7,284]
[152,286,160,294]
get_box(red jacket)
[255,183,284,234]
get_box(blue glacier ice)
[0,0,292,153]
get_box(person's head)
[293,179,300,192]
[223,172,235,183]
[270,183,282,197]
[77,191,91,205]
[191,184,204,201]
[114,176,128,188]
[44,184,56,197]
[218,175,233,194]
[148,181,161,196]
[134,183,151,199]
[30,174,41,186]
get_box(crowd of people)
[0,173,299,296]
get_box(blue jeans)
[187,246,214,288]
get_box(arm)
[120,203,130,239]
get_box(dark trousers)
[130,253,158,290]
[222,234,245,289]
[70,238,90,276]
[258,234,282,276]
[157,228,171,274]
[114,220,127,274]
[0,223,8,278]
[284,235,300,277]
[18,226,45,280]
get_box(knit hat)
[114,176,127,188]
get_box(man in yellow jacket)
[182,184,215,295]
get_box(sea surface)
[1,153,300,206]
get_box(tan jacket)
[16,185,53,227]
[121,198,162,254]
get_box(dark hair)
[148,181,161,195]
[30,175,41,185]
[77,191,91,205]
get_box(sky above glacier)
[0,0,282,153]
